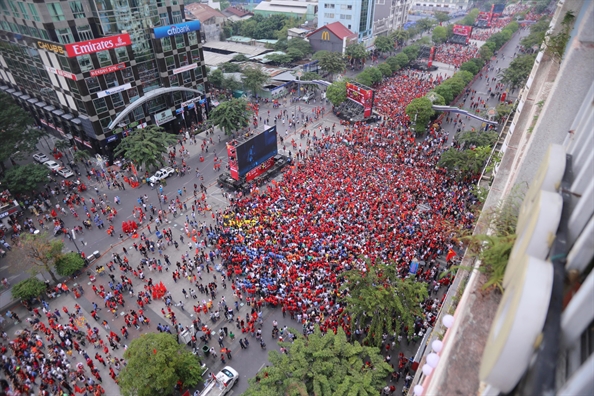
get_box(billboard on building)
[153,21,201,39]
[453,25,473,37]
[65,34,131,57]
[346,82,375,118]
[235,126,278,178]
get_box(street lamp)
[66,231,81,254]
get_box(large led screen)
[236,126,278,177]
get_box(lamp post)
[66,231,81,254]
[156,185,163,211]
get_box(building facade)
[306,21,356,54]
[253,0,318,22]
[318,0,375,45]
[0,0,209,157]
[373,0,411,37]
[411,0,470,13]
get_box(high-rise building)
[411,0,470,13]
[0,0,209,157]
[318,0,375,45]
[373,0,412,37]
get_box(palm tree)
[54,140,72,162]
[73,149,91,168]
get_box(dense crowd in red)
[217,70,477,338]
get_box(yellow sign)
[36,40,66,56]
[321,31,330,41]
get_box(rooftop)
[254,0,312,14]
[306,21,357,40]
[184,3,226,22]
[223,6,253,18]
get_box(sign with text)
[90,62,126,77]
[65,33,131,57]
[36,40,66,56]
[154,109,175,126]
[345,82,375,118]
[46,66,77,81]
[153,21,201,39]
[172,63,198,75]
[96,83,132,98]
[453,25,473,37]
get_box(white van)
[199,366,238,396]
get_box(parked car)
[33,153,50,163]
[43,160,61,171]
[56,168,74,179]
[199,366,238,396]
[148,167,175,184]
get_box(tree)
[113,125,177,172]
[416,18,436,33]
[207,68,224,89]
[299,71,319,81]
[402,45,420,62]
[385,56,401,73]
[208,98,252,136]
[377,62,393,78]
[356,69,374,87]
[55,252,85,277]
[339,264,428,347]
[345,43,367,66]
[433,84,454,104]
[325,80,348,106]
[73,149,91,167]
[367,67,383,85]
[437,146,492,177]
[394,52,410,68]
[456,130,499,149]
[286,38,312,57]
[374,35,394,56]
[232,54,249,62]
[54,140,72,162]
[222,76,243,92]
[0,92,45,171]
[496,102,515,121]
[406,97,435,135]
[244,327,392,396]
[119,333,203,396]
[286,47,305,62]
[501,54,537,91]
[460,61,480,75]
[390,29,409,46]
[434,11,450,23]
[11,277,47,301]
[19,233,64,284]
[264,53,293,66]
[432,26,448,44]
[242,65,269,97]
[2,164,49,194]
[220,63,241,73]
[316,51,346,81]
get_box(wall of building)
[318,0,375,41]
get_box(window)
[67,78,79,94]
[105,73,118,88]
[57,28,75,44]
[47,2,65,22]
[179,53,188,67]
[324,13,334,18]
[171,11,182,24]
[78,54,93,72]
[97,50,112,67]
[111,92,124,108]
[194,65,202,79]
[128,87,140,103]
[69,1,85,19]
[341,4,353,10]
[161,37,172,52]
[59,56,71,72]
[99,117,112,131]
[40,29,50,40]
[324,4,335,8]
[181,71,191,84]
[0,0,9,15]
[190,50,200,64]
[159,12,169,25]
[93,97,108,114]
[75,98,87,115]
[86,77,101,93]
[175,34,185,49]
[17,2,28,20]
[27,3,40,21]
[187,31,198,46]
[165,56,175,71]
[122,67,134,83]
[28,27,41,38]
[115,47,129,62]
[344,14,352,20]
[168,74,179,87]
[77,25,94,41]
[7,0,18,17]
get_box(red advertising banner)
[227,143,239,181]
[90,62,126,77]
[245,157,275,182]
[453,25,473,37]
[65,33,131,57]
[46,66,77,81]
[346,82,375,118]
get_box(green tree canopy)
[286,38,312,57]
[54,140,72,162]
[377,62,393,78]
[207,68,224,89]
[501,54,537,90]
[345,43,367,64]
[316,51,346,81]
[220,63,241,73]
[460,60,480,75]
[406,97,435,135]
[455,130,499,149]
[233,54,249,62]
[2,164,49,194]
[11,277,47,301]
[0,92,45,170]
[394,52,410,69]
[222,76,243,92]
[386,56,401,73]
[433,84,454,104]
[390,29,409,46]
[402,45,420,61]
[113,125,177,172]
[374,35,394,55]
[286,47,305,62]
[416,18,436,33]
[73,149,91,165]
[208,98,252,136]
[299,71,320,81]
[242,65,269,97]
[19,233,64,284]
[339,265,428,347]
[119,333,203,396]
[55,252,85,277]
[434,11,451,23]
[325,80,348,106]
[432,26,448,44]
[521,17,550,48]
[244,327,392,396]
[437,146,492,177]
[264,53,293,66]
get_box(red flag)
[446,249,457,262]
[153,349,157,354]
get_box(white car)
[43,160,61,171]
[57,168,74,179]
[200,366,238,396]
[33,153,50,163]
[148,167,175,184]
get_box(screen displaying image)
[236,126,278,177]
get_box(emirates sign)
[65,33,131,58]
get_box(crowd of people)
[434,43,480,68]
